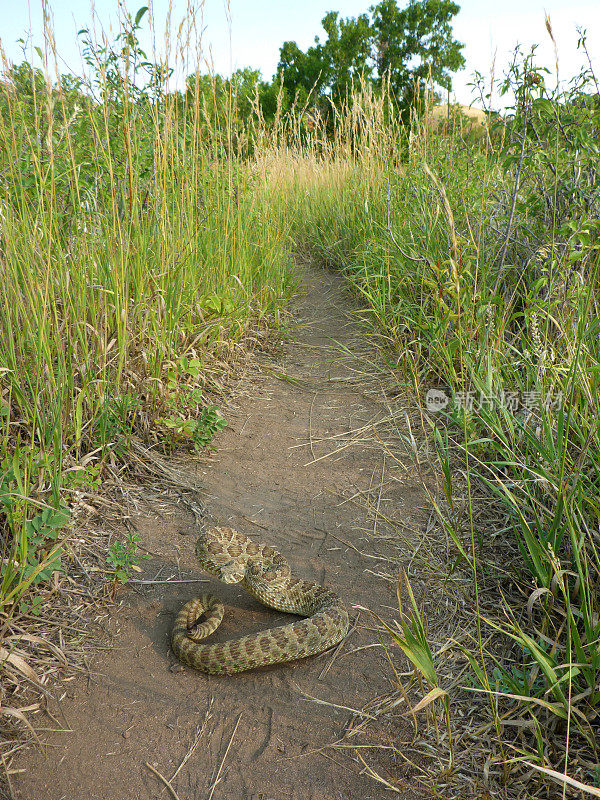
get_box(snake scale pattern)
[171,526,349,675]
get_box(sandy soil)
[14,264,431,800]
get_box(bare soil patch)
[13,264,432,800]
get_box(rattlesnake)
[171,527,349,675]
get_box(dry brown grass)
[428,104,488,129]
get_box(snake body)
[171,527,349,675]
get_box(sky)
[0,0,597,107]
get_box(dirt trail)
[15,264,429,800]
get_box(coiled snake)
[171,527,349,675]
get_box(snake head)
[216,560,245,584]
[245,559,290,591]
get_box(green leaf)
[134,6,148,26]
[46,508,70,529]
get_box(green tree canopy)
[277,0,465,110]
[371,0,465,101]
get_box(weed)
[106,530,151,588]
[158,405,227,452]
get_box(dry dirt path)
[15,264,429,800]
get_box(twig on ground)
[144,762,182,800]
[1,754,16,800]
[128,578,208,585]
[294,686,377,720]
[308,391,317,461]
[318,612,360,680]
[169,698,213,783]
[207,713,242,800]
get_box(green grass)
[271,57,600,796]
[0,16,294,619]
[2,7,600,796]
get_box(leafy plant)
[193,406,228,450]
[0,464,70,607]
[94,392,142,449]
[277,0,465,113]
[62,463,103,493]
[158,405,227,452]
[379,571,453,771]
[106,531,151,587]
[21,507,70,585]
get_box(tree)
[319,11,373,103]
[276,0,465,111]
[370,0,465,104]
[185,68,287,132]
[277,40,330,106]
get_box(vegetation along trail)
[4,0,600,795]
[14,263,430,800]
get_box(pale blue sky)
[0,0,597,105]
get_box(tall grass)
[269,46,600,796]
[0,11,293,620]
[3,5,600,794]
